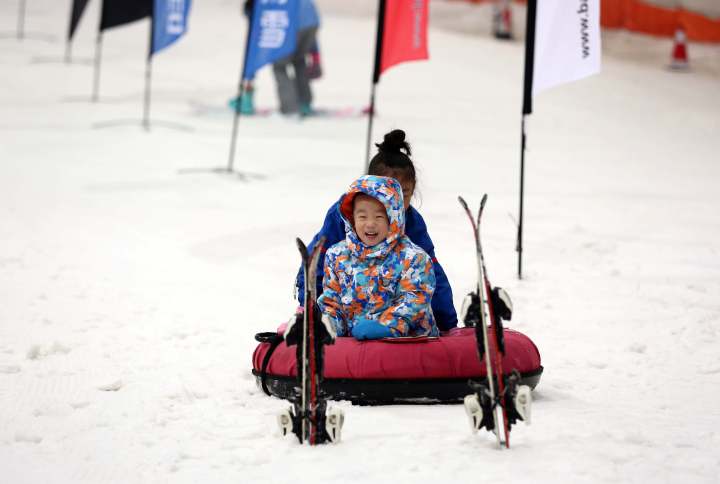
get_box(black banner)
[100,0,152,31]
[68,0,91,40]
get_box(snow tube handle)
[254,332,285,396]
[255,331,282,343]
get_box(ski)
[458,195,503,446]
[279,236,343,445]
[458,195,531,447]
[188,100,368,119]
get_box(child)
[296,129,458,331]
[317,175,439,340]
[272,0,320,115]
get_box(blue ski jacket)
[296,195,458,331]
[299,0,320,30]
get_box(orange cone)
[493,0,513,40]
[669,28,689,70]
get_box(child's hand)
[351,318,393,340]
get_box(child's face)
[353,194,390,247]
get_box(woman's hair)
[367,129,417,186]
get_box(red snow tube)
[251,327,542,405]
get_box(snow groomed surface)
[252,327,542,404]
[3,0,720,481]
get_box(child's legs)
[292,26,318,106]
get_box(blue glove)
[351,317,393,340]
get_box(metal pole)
[517,115,526,279]
[143,56,152,131]
[92,32,102,102]
[65,0,73,63]
[143,17,154,131]
[517,0,536,280]
[65,40,72,63]
[365,0,385,172]
[227,83,245,172]
[227,3,256,173]
[17,0,26,40]
[68,0,92,63]
[364,83,377,172]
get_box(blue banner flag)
[243,0,299,80]
[152,0,192,55]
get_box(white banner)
[532,0,602,96]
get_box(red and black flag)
[365,0,430,166]
[372,0,429,83]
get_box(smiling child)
[317,175,438,340]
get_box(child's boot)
[299,102,315,117]
[239,89,255,115]
[229,88,255,115]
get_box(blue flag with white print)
[243,0,299,80]
[151,0,192,55]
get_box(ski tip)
[296,238,309,259]
[457,196,469,210]
[308,235,326,267]
[480,194,488,209]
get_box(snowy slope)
[1,1,719,483]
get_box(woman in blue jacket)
[296,129,458,331]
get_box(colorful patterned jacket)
[317,176,439,338]
[294,199,457,331]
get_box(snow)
[1,0,720,483]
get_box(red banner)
[380,0,429,76]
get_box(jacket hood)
[338,175,405,259]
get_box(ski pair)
[278,236,344,445]
[458,195,531,448]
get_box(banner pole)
[17,0,26,40]
[227,4,255,173]
[92,3,105,102]
[517,0,536,280]
[144,15,154,131]
[92,32,103,102]
[143,57,152,131]
[517,115,526,279]
[364,83,377,171]
[65,1,73,63]
[227,83,245,173]
[365,0,386,172]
